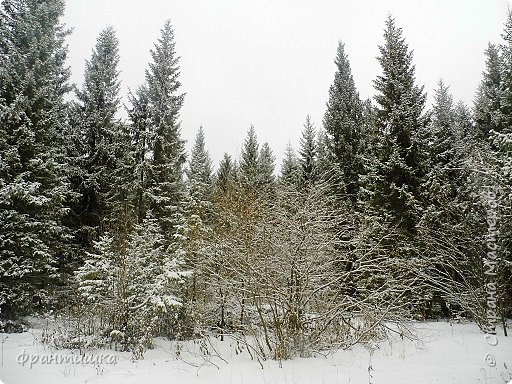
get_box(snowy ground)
[0,320,511,384]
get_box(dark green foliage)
[216,153,236,191]
[240,125,260,186]
[187,127,212,195]
[499,10,512,133]
[126,85,151,223]
[280,143,300,187]
[323,42,363,202]
[145,21,186,245]
[474,44,505,140]
[0,0,72,319]
[364,16,429,234]
[68,27,122,249]
[298,115,317,185]
[127,20,186,247]
[258,142,276,188]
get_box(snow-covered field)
[0,321,511,384]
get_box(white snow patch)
[0,321,511,384]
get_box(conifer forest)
[0,0,511,370]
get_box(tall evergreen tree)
[417,81,485,320]
[257,142,276,187]
[366,16,429,234]
[474,43,504,140]
[185,127,213,246]
[422,81,463,223]
[298,115,317,185]
[184,127,213,305]
[454,101,476,148]
[127,85,151,223]
[147,20,186,245]
[429,81,456,164]
[216,153,235,191]
[492,10,512,320]
[76,20,190,342]
[104,119,138,239]
[323,42,363,202]
[69,27,122,248]
[129,20,186,247]
[499,10,512,133]
[240,125,259,186]
[186,127,212,199]
[0,0,72,319]
[280,143,300,187]
[316,129,333,180]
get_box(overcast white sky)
[62,0,509,168]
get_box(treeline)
[0,0,511,359]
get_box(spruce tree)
[418,82,486,319]
[69,27,122,248]
[323,42,363,202]
[130,20,186,247]
[186,127,212,201]
[454,102,477,149]
[367,16,429,234]
[185,127,213,241]
[428,82,457,170]
[147,20,186,245]
[127,85,151,223]
[298,115,317,185]
[257,142,276,187]
[280,143,300,187]
[0,0,72,319]
[421,81,469,227]
[77,219,188,348]
[216,153,235,191]
[499,10,512,133]
[240,125,259,187]
[316,129,334,180]
[184,127,213,307]
[493,10,512,320]
[353,17,431,317]
[105,119,138,238]
[474,43,505,140]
